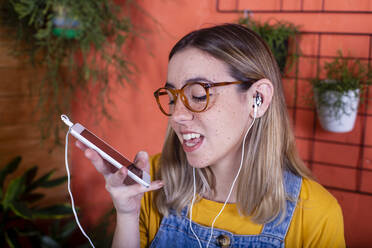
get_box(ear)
[248,79,274,118]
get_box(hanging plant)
[311,51,372,132]
[0,0,135,143]
[239,15,300,74]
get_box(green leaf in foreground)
[32,204,73,219]
[0,156,21,188]
[3,177,26,210]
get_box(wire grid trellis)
[217,0,372,14]
[217,0,372,196]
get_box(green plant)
[0,0,135,143]
[239,16,300,74]
[0,156,77,247]
[78,207,116,248]
[311,50,372,118]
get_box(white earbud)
[253,93,262,118]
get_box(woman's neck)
[205,159,242,203]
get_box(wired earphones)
[189,92,262,248]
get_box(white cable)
[189,110,257,248]
[189,168,203,248]
[65,128,96,248]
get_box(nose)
[171,95,193,123]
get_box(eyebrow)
[165,77,214,88]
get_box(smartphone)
[61,114,151,187]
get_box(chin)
[185,154,212,169]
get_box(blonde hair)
[155,23,312,224]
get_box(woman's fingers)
[74,143,161,194]
[83,147,115,175]
[106,166,163,197]
[75,140,118,174]
[133,151,150,173]
[75,140,86,150]
[107,166,129,187]
[139,180,164,193]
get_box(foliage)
[312,50,372,118]
[0,0,135,143]
[0,156,77,247]
[78,207,116,248]
[239,15,300,74]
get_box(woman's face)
[167,47,254,169]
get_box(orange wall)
[71,1,372,247]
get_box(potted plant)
[1,156,128,247]
[238,15,300,74]
[0,156,77,247]
[0,1,135,143]
[311,51,372,133]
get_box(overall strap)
[180,204,189,217]
[261,170,302,240]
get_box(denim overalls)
[150,171,302,248]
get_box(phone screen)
[80,129,143,185]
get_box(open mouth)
[182,133,204,152]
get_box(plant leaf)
[28,170,55,192]
[2,176,26,210]
[59,220,77,239]
[23,166,38,187]
[40,176,67,188]
[0,156,21,189]
[10,201,33,219]
[17,228,40,237]
[5,228,21,248]
[32,204,73,219]
[21,192,45,203]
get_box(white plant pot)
[314,88,360,133]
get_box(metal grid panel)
[217,0,372,196]
[217,0,372,14]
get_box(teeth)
[182,133,201,141]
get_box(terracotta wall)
[0,28,67,205]
[1,0,371,247]
[71,1,372,247]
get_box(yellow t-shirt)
[140,154,346,248]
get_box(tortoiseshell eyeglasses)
[153,81,253,116]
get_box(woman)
[77,24,345,247]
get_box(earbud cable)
[189,113,256,248]
[65,128,95,248]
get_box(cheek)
[205,101,247,141]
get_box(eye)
[192,95,207,102]
[187,83,208,103]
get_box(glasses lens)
[157,88,174,115]
[184,83,208,112]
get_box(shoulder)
[149,153,161,180]
[299,178,340,211]
[149,153,161,164]
[289,178,345,247]
[298,178,344,225]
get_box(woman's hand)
[75,140,163,216]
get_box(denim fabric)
[149,170,302,248]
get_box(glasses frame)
[153,81,252,116]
